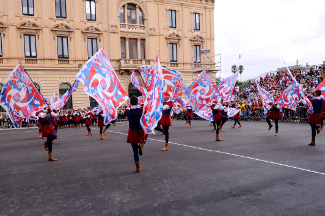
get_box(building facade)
[0,0,215,109]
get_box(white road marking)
[108,130,325,176]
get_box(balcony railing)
[120,24,145,34]
[119,59,154,70]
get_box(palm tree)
[238,65,244,75]
[231,65,238,74]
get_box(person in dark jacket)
[125,96,145,173]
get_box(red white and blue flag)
[76,48,128,125]
[226,107,240,117]
[137,66,155,91]
[138,96,145,105]
[140,55,164,134]
[187,70,215,121]
[52,79,79,109]
[131,72,148,97]
[0,63,47,127]
[138,66,189,98]
[215,73,239,102]
[316,79,325,96]
[276,66,313,113]
[172,97,186,114]
[256,82,274,108]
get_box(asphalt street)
[1,120,325,216]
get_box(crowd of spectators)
[234,64,325,122]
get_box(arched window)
[0,83,5,112]
[89,96,98,108]
[59,83,72,109]
[128,82,141,97]
[119,3,144,25]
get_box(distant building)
[0,0,216,109]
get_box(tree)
[238,65,244,75]
[231,65,238,74]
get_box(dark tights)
[47,132,57,153]
[186,117,191,124]
[310,123,319,139]
[100,127,103,134]
[234,119,241,125]
[266,116,279,131]
[86,125,91,132]
[131,144,139,162]
[215,121,221,134]
[162,125,169,143]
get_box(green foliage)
[231,65,238,74]
[238,65,244,75]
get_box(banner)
[76,48,128,125]
[140,55,164,134]
[316,79,325,96]
[256,82,274,108]
[52,79,79,109]
[187,70,215,121]
[131,72,148,97]
[0,63,47,127]
[216,73,238,102]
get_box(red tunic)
[321,103,325,119]
[160,101,173,126]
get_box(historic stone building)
[0,0,215,109]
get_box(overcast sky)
[214,0,325,81]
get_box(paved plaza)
[1,120,325,216]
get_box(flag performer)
[209,99,226,141]
[231,103,242,128]
[185,104,193,128]
[161,96,174,151]
[36,105,58,161]
[85,108,93,136]
[97,110,105,140]
[125,96,145,173]
[307,90,324,146]
[265,98,282,136]
[321,99,325,131]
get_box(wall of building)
[0,0,215,109]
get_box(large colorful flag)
[138,66,189,98]
[161,67,189,98]
[137,66,155,91]
[276,83,301,111]
[187,70,215,121]
[226,107,240,117]
[131,72,148,97]
[171,97,186,114]
[316,79,325,96]
[215,73,239,102]
[76,48,128,125]
[256,82,274,108]
[0,63,47,127]
[140,55,164,134]
[51,93,58,104]
[276,66,313,112]
[52,79,79,109]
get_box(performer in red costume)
[36,105,58,161]
[125,96,145,173]
[185,104,193,128]
[307,90,324,146]
[265,98,282,136]
[161,96,174,151]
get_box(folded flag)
[0,63,47,127]
[52,79,79,109]
[76,48,128,125]
[226,107,240,117]
[131,72,148,97]
[256,82,274,108]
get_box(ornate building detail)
[165,32,182,45]
[0,22,7,37]
[117,0,147,11]
[148,27,156,36]
[81,25,103,41]
[109,24,119,34]
[50,23,73,40]
[190,34,205,45]
[17,21,41,38]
